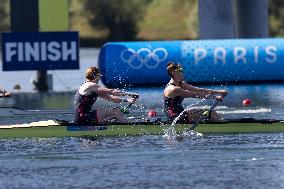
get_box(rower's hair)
[86,67,100,80]
[167,62,178,77]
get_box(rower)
[74,66,139,125]
[163,62,227,123]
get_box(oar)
[186,99,221,131]
[121,102,134,114]
[121,94,139,114]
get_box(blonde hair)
[85,67,100,80]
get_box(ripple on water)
[0,133,283,189]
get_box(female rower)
[164,62,227,123]
[74,66,139,125]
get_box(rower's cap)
[86,67,101,80]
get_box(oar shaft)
[188,100,220,131]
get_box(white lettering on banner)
[234,47,247,64]
[5,41,78,62]
[25,42,39,61]
[194,48,207,65]
[18,42,24,61]
[5,43,17,61]
[62,41,77,61]
[214,47,226,65]
[191,46,278,65]
[254,46,259,63]
[47,41,61,61]
[41,42,47,61]
[265,46,277,64]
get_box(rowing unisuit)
[164,83,185,122]
[74,81,99,124]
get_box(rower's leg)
[209,110,221,121]
[113,109,129,123]
[185,109,221,123]
[99,115,116,123]
[97,108,129,124]
[185,109,203,123]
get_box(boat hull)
[1,121,284,138]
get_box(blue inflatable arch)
[98,38,284,87]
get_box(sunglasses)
[172,64,183,72]
[93,73,102,78]
[174,67,183,72]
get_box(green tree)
[269,0,284,36]
[85,0,152,41]
[0,0,10,32]
[138,0,198,40]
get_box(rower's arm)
[173,87,214,99]
[97,87,138,98]
[181,82,227,96]
[99,93,130,103]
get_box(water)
[1,48,284,188]
[0,134,283,189]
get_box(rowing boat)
[0,119,284,138]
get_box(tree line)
[0,0,283,43]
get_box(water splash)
[163,99,206,141]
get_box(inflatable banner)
[98,38,284,87]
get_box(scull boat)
[1,99,283,138]
[0,119,284,138]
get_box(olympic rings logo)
[120,48,168,69]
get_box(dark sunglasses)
[172,64,183,72]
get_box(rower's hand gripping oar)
[186,98,221,131]
[121,94,139,114]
